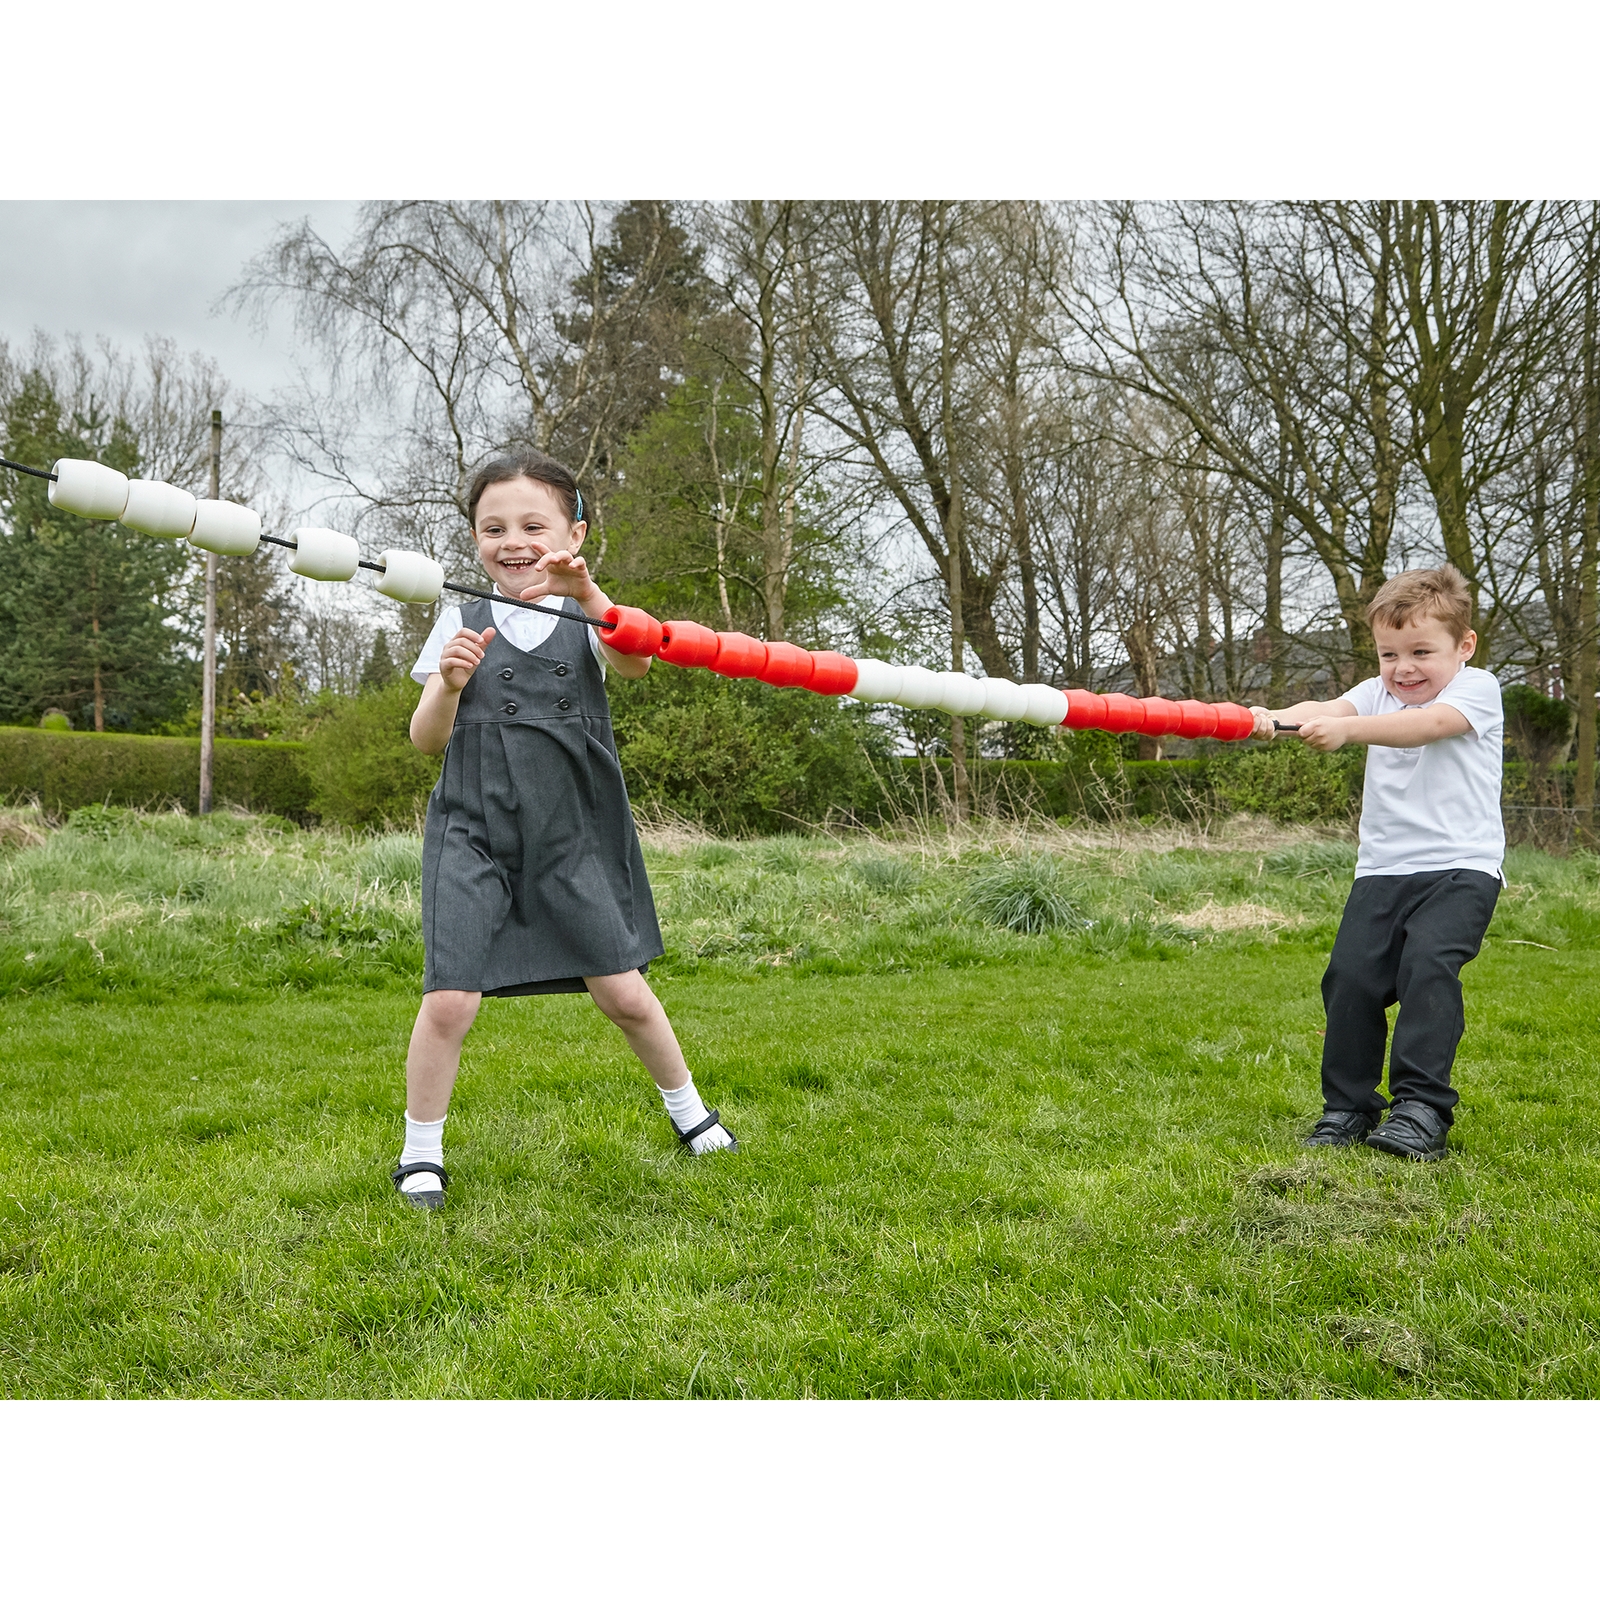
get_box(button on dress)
[421,597,664,996]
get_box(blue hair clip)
[574,487,584,522]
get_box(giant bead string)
[18,456,1258,741]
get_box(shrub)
[966,854,1086,934]
[1503,685,1574,807]
[1212,740,1361,824]
[0,727,313,819]
[302,680,441,829]
[609,666,901,832]
[1503,684,1574,768]
[898,748,1210,822]
[1119,759,1214,819]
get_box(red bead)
[1062,689,1108,729]
[804,652,859,696]
[600,605,664,657]
[657,620,721,668]
[1138,697,1184,736]
[1174,700,1220,738]
[1211,703,1257,740]
[757,640,816,688]
[1098,693,1147,734]
[711,632,769,678]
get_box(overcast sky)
[0,201,359,400]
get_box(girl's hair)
[1366,563,1473,643]
[466,449,585,528]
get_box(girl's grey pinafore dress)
[421,596,664,996]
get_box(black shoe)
[1302,1109,1381,1147]
[674,1108,738,1155]
[391,1160,448,1209]
[1365,1101,1448,1161]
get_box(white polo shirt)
[1345,665,1504,880]
[411,595,606,685]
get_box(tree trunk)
[1575,207,1600,846]
[706,379,736,631]
[938,204,969,821]
[751,202,789,641]
[1126,619,1162,760]
[780,335,806,639]
[91,616,104,733]
[1266,454,1287,703]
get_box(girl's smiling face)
[472,477,585,594]
[1374,614,1476,704]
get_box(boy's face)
[472,477,586,594]
[1373,615,1475,704]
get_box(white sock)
[659,1074,735,1154]
[398,1113,446,1194]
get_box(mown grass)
[1,805,1597,1397]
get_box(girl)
[392,450,736,1209]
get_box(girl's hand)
[1249,706,1276,741]
[517,548,597,604]
[1297,716,1348,753]
[439,627,496,693]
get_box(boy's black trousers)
[1321,869,1500,1124]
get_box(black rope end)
[1,457,59,483]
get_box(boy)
[1251,564,1504,1160]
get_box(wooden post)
[199,409,221,816]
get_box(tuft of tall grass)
[965,855,1086,935]
[360,833,424,892]
[1265,841,1359,878]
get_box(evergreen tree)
[360,629,399,692]
[552,202,716,556]
[602,372,838,640]
[0,370,194,731]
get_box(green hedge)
[0,727,314,820]
[300,680,442,829]
[900,756,1216,820]
[0,719,1369,831]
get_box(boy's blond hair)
[1367,564,1473,643]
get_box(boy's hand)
[1297,715,1349,753]
[517,548,598,605]
[439,627,496,693]
[1248,706,1276,741]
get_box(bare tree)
[232,201,699,573]
[694,202,837,641]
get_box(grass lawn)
[1,807,1597,1397]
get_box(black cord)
[1273,721,1302,732]
[37,492,618,634]
[1,457,59,482]
[267,532,613,630]
[441,578,612,630]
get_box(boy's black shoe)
[1365,1101,1448,1161]
[1302,1109,1381,1147]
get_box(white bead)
[188,500,262,556]
[48,459,129,520]
[846,658,904,703]
[1019,684,1069,727]
[892,666,946,710]
[289,527,360,582]
[376,549,445,604]
[120,479,197,539]
[978,677,1030,721]
[929,671,988,715]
